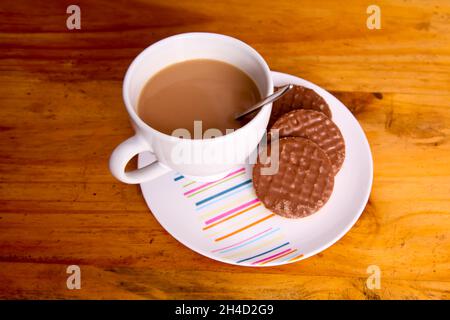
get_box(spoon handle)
[234,84,294,120]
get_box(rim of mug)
[122,32,273,142]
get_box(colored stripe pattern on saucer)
[173,168,303,266]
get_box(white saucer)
[138,71,373,267]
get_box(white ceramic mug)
[109,33,273,184]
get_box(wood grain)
[0,0,449,299]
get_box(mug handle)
[109,134,170,184]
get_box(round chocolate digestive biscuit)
[268,85,332,128]
[252,137,334,218]
[271,109,345,175]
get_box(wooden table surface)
[1,0,449,300]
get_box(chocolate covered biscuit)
[253,137,334,218]
[271,109,345,175]
[269,85,332,127]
